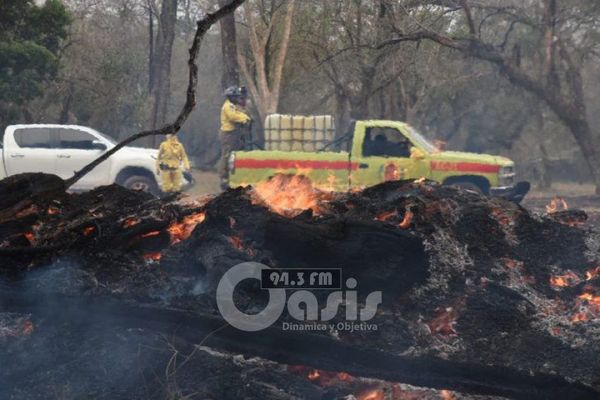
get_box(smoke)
[0,258,187,400]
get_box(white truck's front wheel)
[121,175,159,195]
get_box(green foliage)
[0,40,58,103]
[0,0,71,118]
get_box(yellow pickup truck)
[228,120,529,202]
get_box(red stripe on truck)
[235,159,358,171]
[431,161,500,174]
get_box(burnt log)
[1,292,597,400]
[2,174,600,399]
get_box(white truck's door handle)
[57,154,71,159]
[10,154,24,158]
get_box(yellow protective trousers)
[160,169,183,192]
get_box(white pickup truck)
[0,124,171,194]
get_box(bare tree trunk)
[218,0,239,90]
[150,0,178,146]
[334,86,350,138]
[542,0,559,90]
[532,105,552,190]
[237,0,295,123]
[147,0,155,93]
[538,143,552,190]
[59,84,73,124]
[561,116,600,193]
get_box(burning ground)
[1,173,600,399]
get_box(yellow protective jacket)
[220,99,250,132]
[157,136,191,170]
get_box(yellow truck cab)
[229,119,529,202]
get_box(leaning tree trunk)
[377,0,600,195]
[150,0,178,146]
[218,0,239,90]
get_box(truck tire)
[121,175,159,196]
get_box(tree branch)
[460,0,477,36]
[237,47,264,118]
[64,0,246,189]
[244,4,270,101]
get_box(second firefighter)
[156,134,191,193]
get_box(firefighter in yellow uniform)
[219,86,251,190]
[156,134,191,193]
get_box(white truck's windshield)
[408,126,437,153]
[94,130,117,145]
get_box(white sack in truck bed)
[264,114,335,152]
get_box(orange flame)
[24,232,35,244]
[571,312,588,323]
[546,197,568,213]
[325,172,337,191]
[585,266,600,281]
[167,212,206,244]
[252,174,322,217]
[440,389,457,400]
[47,206,59,215]
[143,252,162,261]
[228,235,244,251]
[398,210,414,229]
[307,369,320,381]
[289,366,355,387]
[357,388,384,400]
[375,210,397,222]
[570,289,600,323]
[578,291,600,306]
[123,218,140,228]
[141,230,160,238]
[336,372,352,381]
[549,271,579,288]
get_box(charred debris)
[1,173,599,400]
